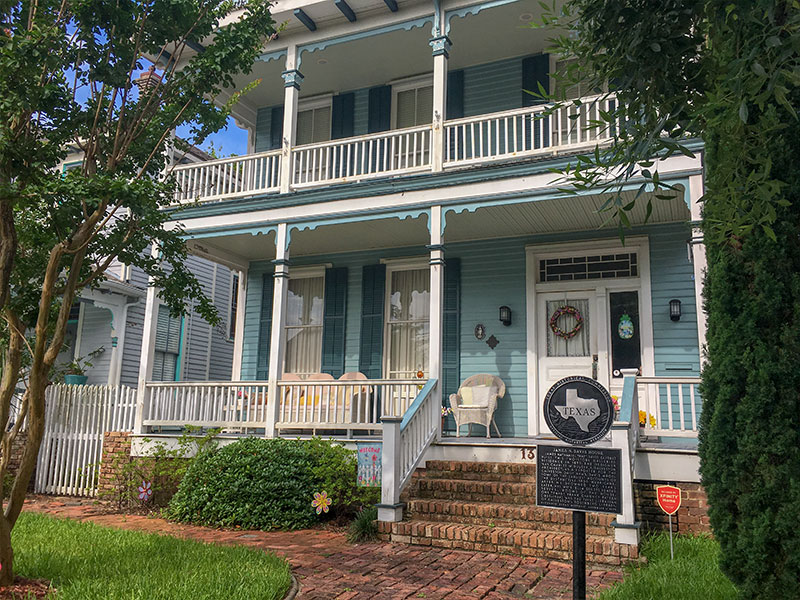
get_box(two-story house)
[133,0,708,560]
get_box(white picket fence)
[35,384,137,497]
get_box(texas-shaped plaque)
[543,376,614,445]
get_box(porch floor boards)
[379,460,639,567]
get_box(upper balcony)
[171,0,613,206]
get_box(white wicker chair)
[449,374,505,438]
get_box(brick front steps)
[378,460,639,567]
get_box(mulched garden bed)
[0,576,53,599]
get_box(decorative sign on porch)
[356,442,382,488]
[536,445,622,514]
[543,376,615,445]
[657,485,682,560]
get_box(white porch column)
[688,175,707,360]
[265,223,290,437]
[429,35,451,172]
[279,46,302,194]
[134,243,161,435]
[231,268,248,380]
[428,206,444,441]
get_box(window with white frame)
[393,76,433,129]
[385,263,430,379]
[152,304,181,382]
[296,96,332,145]
[284,269,325,377]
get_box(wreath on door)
[549,305,584,340]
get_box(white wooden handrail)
[629,374,703,437]
[378,378,438,522]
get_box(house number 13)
[520,448,535,460]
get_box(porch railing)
[170,94,618,203]
[623,374,703,438]
[172,150,281,204]
[140,378,430,432]
[142,381,271,429]
[291,125,432,188]
[443,94,619,167]
[275,378,425,430]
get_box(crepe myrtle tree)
[0,0,274,584]
[536,1,800,597]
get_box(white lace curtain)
[285,276,325,377]
[546,299,591,358]
[387,268,430,379]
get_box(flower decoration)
[416,370,425,379]
[441,405,452,417]
[549,305,584,340]
[311,491,332,514]
[611,396,620,413]
[137,481,153,502]
[638,411,657,428]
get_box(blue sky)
[177,116,249,157]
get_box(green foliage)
[13,512,291,600]
[535,0,800,243]
[597,533,738,600]
[167,437,379,530]
[347,506,379,543]
[537,1,800,597]
[100,427,219,511]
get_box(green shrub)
[347,506,378,543]
[167,437,378,530]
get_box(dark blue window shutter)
[269,106,284,150]
[522,54,550,106]
[256,272,274,379]
[367,86,391,133]
[446,70,464,119]
[442,257,461,403]
[321,267,348,378]
[358,264,386,379]
[331,93,355,139]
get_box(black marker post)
[539,376,619,600]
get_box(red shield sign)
[656,485,681,515]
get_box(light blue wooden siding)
[648,223,700,376]
[254,106,273,153]
[462,56,524,117]
[447,238,528,436]
[253,56,529,149]
[238,223,700,436]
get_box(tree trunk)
[0,513,12,586]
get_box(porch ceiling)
[187,188,689,265]
[443,188,691,243]
[227,0,556,111]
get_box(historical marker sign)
[656,485,681,515]
[543,376,615,445]
[536,445,622,514]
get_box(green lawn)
[11,512,292,600]
[596,533,738,600]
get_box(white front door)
[537,291,605,435]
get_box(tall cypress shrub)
[699,41,800,600]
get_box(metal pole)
[573,510,586,600]
[668,513,674,560]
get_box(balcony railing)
[631,375,703,438]
[171,94,619,205]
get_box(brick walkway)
[23,496,623,599]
